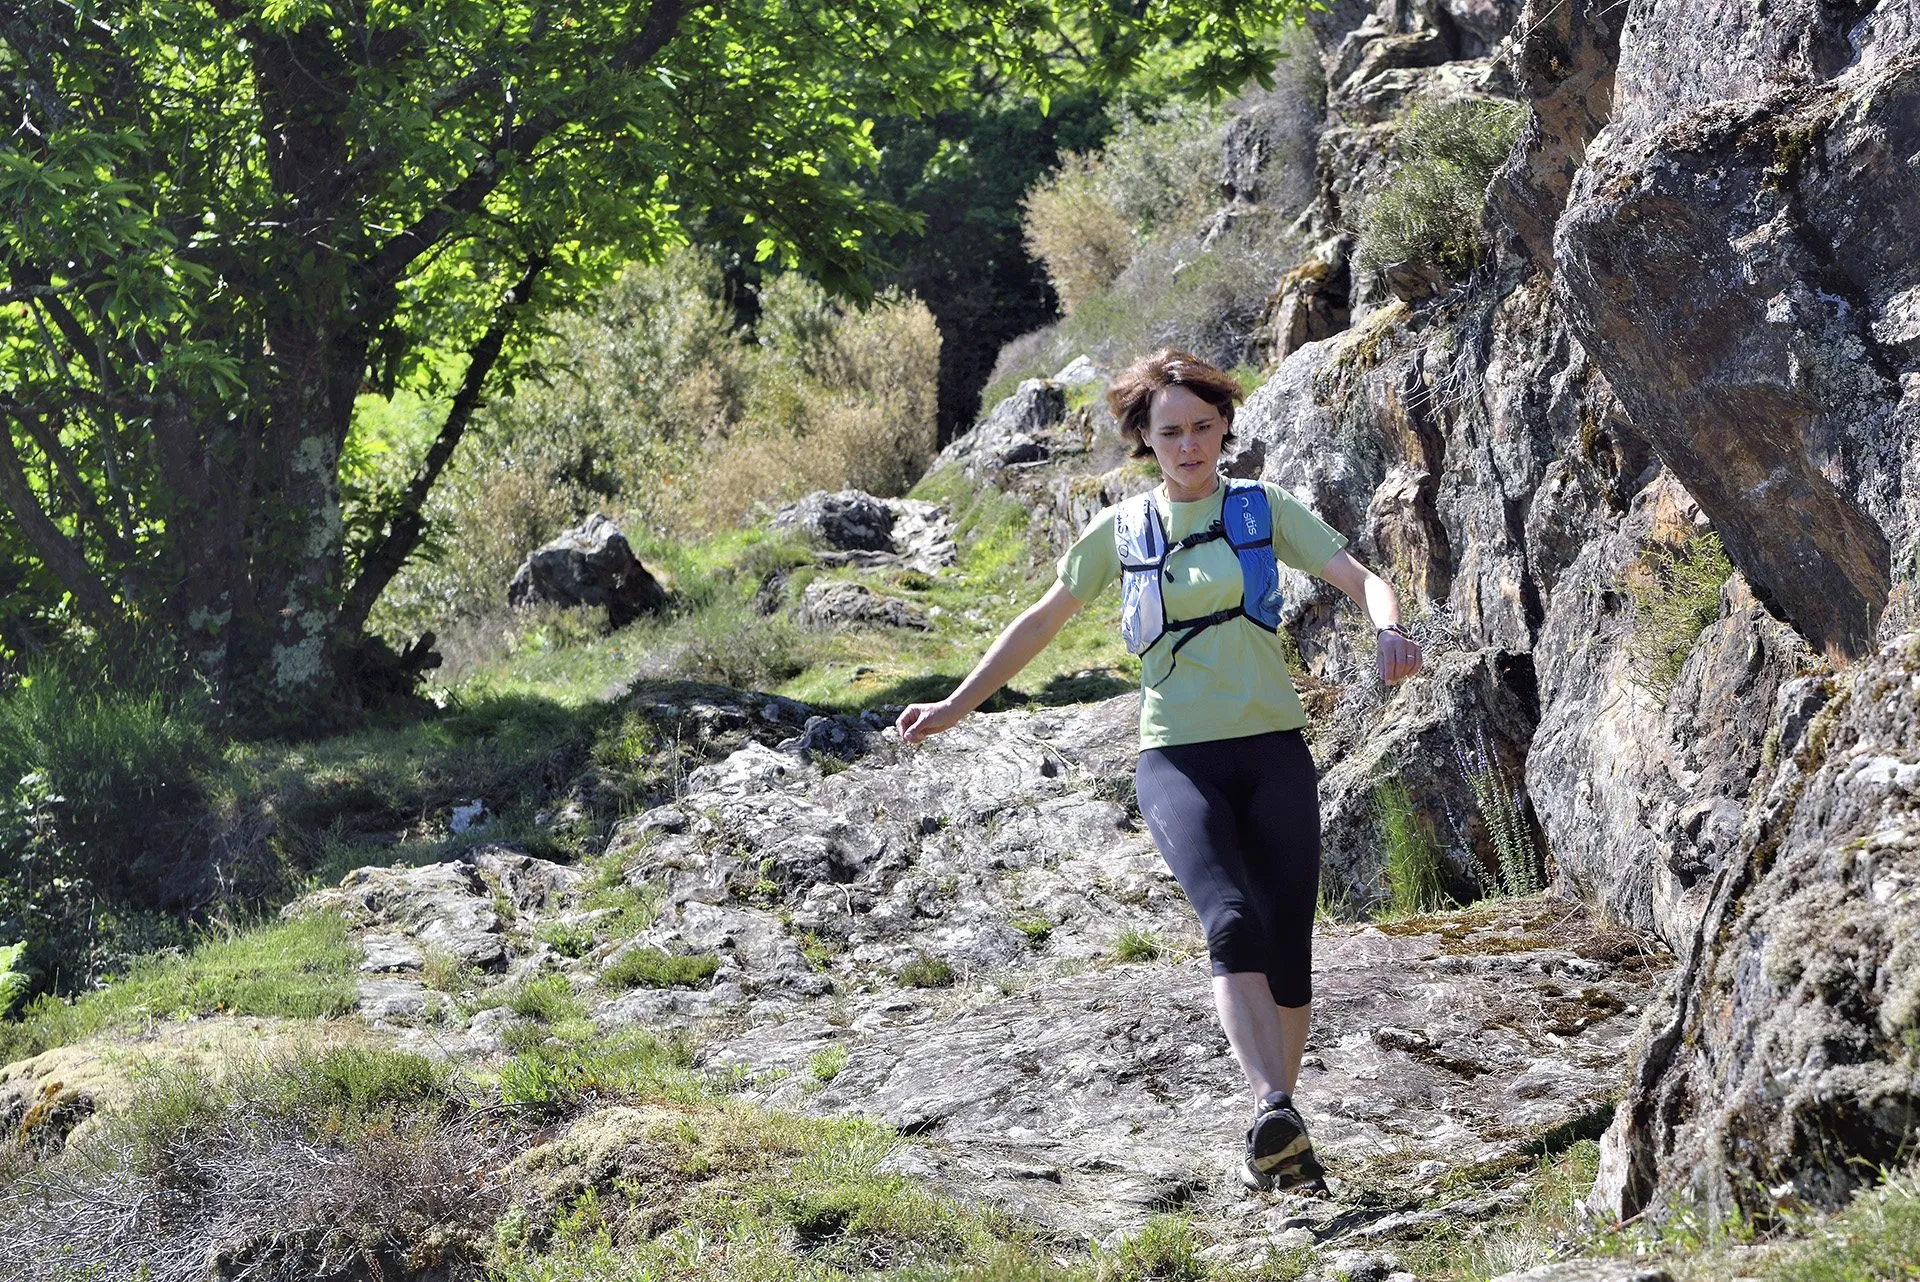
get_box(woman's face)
[1145,383,1228,501]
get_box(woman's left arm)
[1316,549,1423,684]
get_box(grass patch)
[1112,928,1166,963]
[536,918,597,959]
[1011,916,1055,946]
[488,1100,1060,1280]
[495,1028,703,1116]
[0,914,360,1062]
[895,952,956,989]
[0,1039,498,1277]
[1764,1168,1920,1281]
[1621,528,1734,701]
[1400,1139,1601,1281]
[1376,773,1450,918]
[602,948,721,990]
[809,1044,850,1084]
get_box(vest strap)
[1144,606,1246,688]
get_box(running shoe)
[1240,1091,1329,1194]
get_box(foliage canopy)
[0,0,1306,721]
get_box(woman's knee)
[1266,969,1312,1007]
[1203,906,1267,975]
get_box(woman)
[896,348,1422,1192]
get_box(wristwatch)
[1378,624,1412,641]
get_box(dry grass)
[0,1044,509,1282]
[371,256,940,639]
[1022,150,1139,312]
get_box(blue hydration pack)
[1116,479,1285,687]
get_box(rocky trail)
[271,690,1667,1273]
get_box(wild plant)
[1453,723,1542,897]
[1375,773,1449,917]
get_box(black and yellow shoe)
[1240,1092,1329,1194]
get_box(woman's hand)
[1378,629,1422,684]
[896,698,967,745]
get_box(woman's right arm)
[895,580,1086,744]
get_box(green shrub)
[895,952,956,988]
[1375,774,1450,917]
[1011,916,1054,946]
[602,947,720,990]
[0,661,219,992]
[657,599,825,691]
[1022,150,1138,312]
[1353,96,1527,276]
[1622,528,1734,700]
[0,940,25,1019]
[1112,928,1166,963]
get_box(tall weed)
[1375,773,1449,917]
[1453,724,1542,897]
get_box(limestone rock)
[288,844,581,978]
[1592,633,1920,1221]
[1527,475,1822,946]
[1255,241,1354,364]
[1485,0,1629,269]
[771,489,897,552]
[1316,646,1545,910]
[1491,1264,1672,1282]
[772,491,958,576]
[794,580,931,631]
[508,514,667,628]
[936,379,1068,480]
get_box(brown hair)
[1105,348,1244,459]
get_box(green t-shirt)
[1057,480,1348,750]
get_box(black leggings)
[1134,729,1321,1006]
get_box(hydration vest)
[1117,479,1285,687]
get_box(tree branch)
[4,400,135,562]
[0,422,121,626]
[361,0,691,295]
[336,252,549,637]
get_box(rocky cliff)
[1222,0,1920,1227]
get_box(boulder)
[508,514,666,628]
[1556,56,1920,662]
[794,580,931,631]
[935,378,1068,479]
[771,489,897,552]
